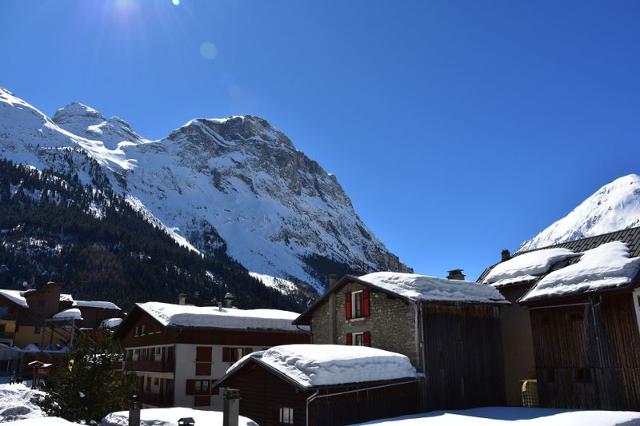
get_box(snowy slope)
[520,174,640,251]
[0,87,408,292]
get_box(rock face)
[520,174,640,251]
[0,87,409,292]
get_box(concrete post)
[223,388,241,426]
[128,394,141,426]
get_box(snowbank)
[253,344,418,388]
[138,302,302,331]
[354,406,640,425]
[483,248,578,285]
[522,241,640,302]
[73,300,120,310]
[101,407,257,426]
[0,382,46,422]
[359,272,506,304]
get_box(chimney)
[501,249,511,262]
[327,274,338,288]
[178,293,187,305]
[223,292,235,308]
[447,269,466,281]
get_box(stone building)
[293,271,508,410]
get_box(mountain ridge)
[0,86,410,294]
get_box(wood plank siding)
[530,292,640,410]
[422,303,505,410]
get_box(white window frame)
[351,332,364,346]
[633,289,640,334]
[279,407,294,424]
[351,290,363,319]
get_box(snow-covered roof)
[137,302,304,332]
[73,300,121,310]
[51,308,83,321]
[483,248,579,286]
[59,294,74,303]
[358,272,507,304]
[226,344,419,389]
[0,289,28,308]
[100,317,124,329]
[521,241,640,302]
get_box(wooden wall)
[422,303,505,410]
[530,291,640,410]
[222,361,420,426]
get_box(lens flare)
[172,0,180,5]
[200,42,218,60]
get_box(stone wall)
[310,281,420,369]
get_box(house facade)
[114,301,310,410]
[293,271,508,410]
[0,282,123,375]
[214,344,421,426]
[481,227,640,410]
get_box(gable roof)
[294,272,507,325]
[116,302,305,334]
[215,344,420,390]
[479,226,640,303]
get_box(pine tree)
[39,331,135,423]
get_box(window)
[345,290,370,320]
[346,331,371,347]
[279,407,294,425]
[633,289,640,334]
[194,395,210,407]
[145,376,151,392]
[222,347,252,363]
[195,379,209,393]
[154,377,159,386]
[195,346,212,376]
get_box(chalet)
[480,227,640,410]
[293,271,508,410]
[113,299,310,410]
[214,344,421,426]
[0,282,123,375]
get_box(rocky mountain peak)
[520,173,640,251]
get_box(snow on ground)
[101,407,257,426]
[354,406,640,425]
[1,418,77,426]
[137,302,304,331]
[0,382,46,422]
[483,248,579,285]
[359,272,507,304]
[247,344,419,388]
[522,241,640,302]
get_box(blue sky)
[1,0,639,279]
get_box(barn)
[213,344,421,426]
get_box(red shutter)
[345,292,352,320]
[363,331,371,347]
[362,290,370,317]
[346,333,352,345]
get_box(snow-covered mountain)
[0,87,408,292]
[520,174,640,251]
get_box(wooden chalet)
[113,299,309,410]
[214,344,421,426]
[481,227,640,410]
[293,271,508,410]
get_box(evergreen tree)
[39,332,135,423]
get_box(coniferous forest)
[0,159,313,311]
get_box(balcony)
[125,359,174,373]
